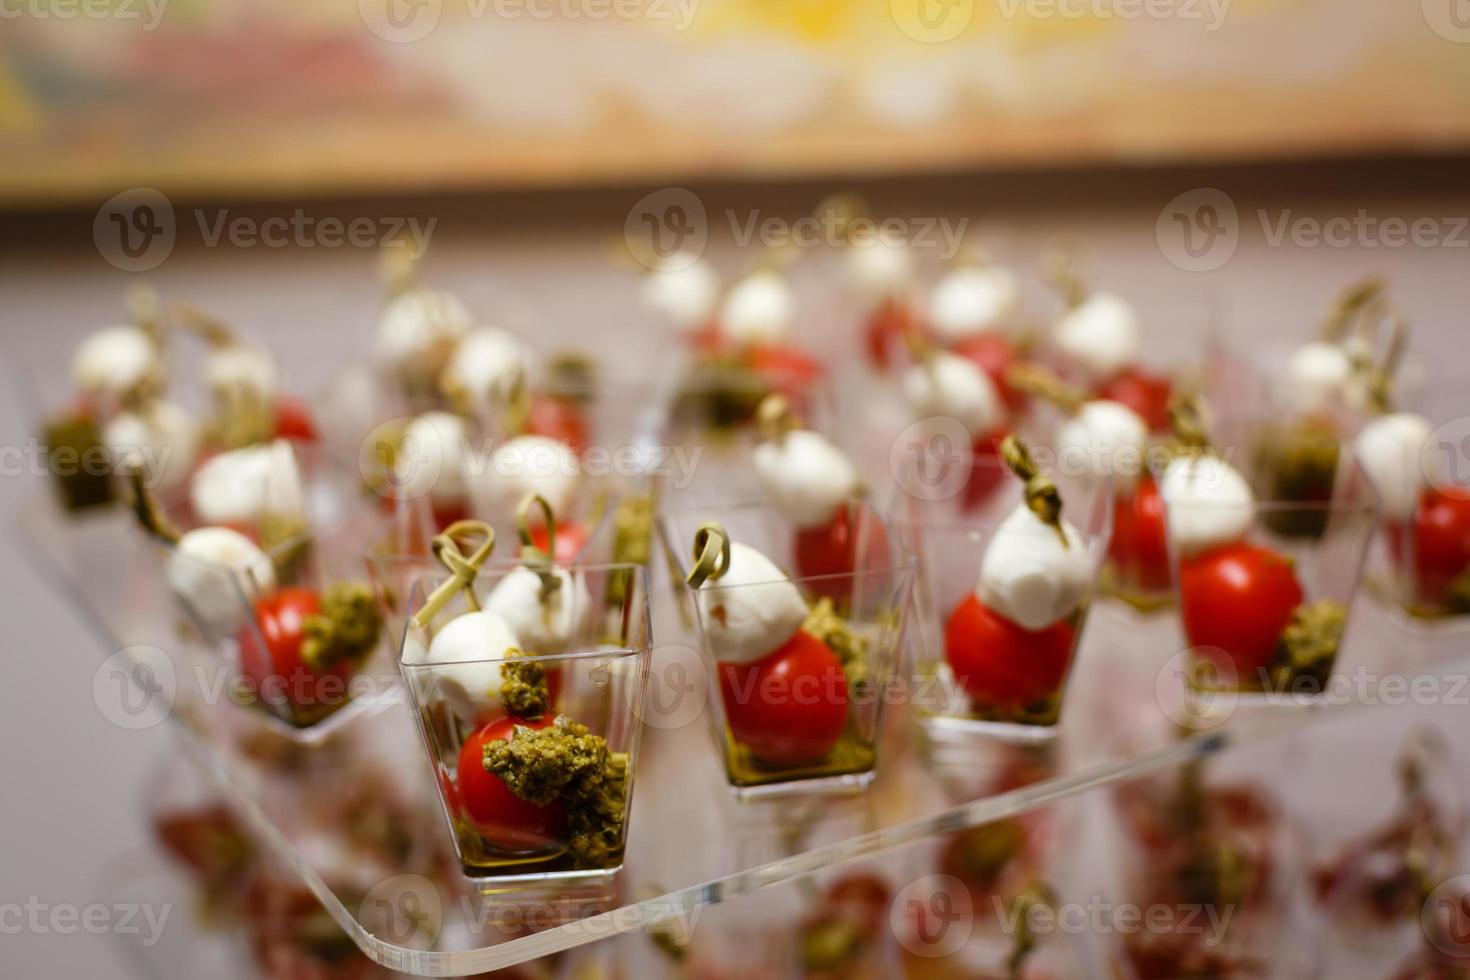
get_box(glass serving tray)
[19,492,1468,976]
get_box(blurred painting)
[3,0,1469,204]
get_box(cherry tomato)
[794,502,889,597]
[273,397,318,443]
[688,320,727,356]
[963,429,1010,511]
[864,298,918,371]
[239,588,357,720]
[1097,367,1173,434]
[823,874,891,934]
[944,592,1074,708]
[1179,543,1303,677]
[456,716,566,852]
[522,519,588,564]
[952,334,1026,413]
[1108,476,1171,592]
[718,630,849,767]
[527,395,590,454]
[747,343,826,398]
[1405,487,1470,606]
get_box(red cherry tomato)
[823,874,891,934]
[864,298,918,371]
[952,334,1026,413]
[456,716,566,852]
[793,502,888,597]
[239,587,357,718]
[1097,367,1173,434]
[688,320,727,356]
[1108,476,1171,592]
[527,395,590,454]
[522,519,588,564]
[272,397,318,443]
[963,429,1010,511]
[747,343,826,396]
[944,592,1074,708]
[1406,487,1470,606]
[1179,543,1303,677]
[717,630,849,767]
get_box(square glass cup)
[1162,455,1376,703]
[164,508,398,738]
[660,501,913,799]
[397,563,651,890]
[889,452,1112,742]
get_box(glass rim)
[398,642,650,670]
[403,559,649,592]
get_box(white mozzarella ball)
[169,527,276,637]
[1160,454,1256,557]
[409,610,522,720]
[753,430,860,528]
[478,435,579,521]
[927,265,1019,343]
[1054,293,1140,380]
[397,412,470,504]
[1056,400,1148,493]
[1283,342,1353,415]
[903,351,1002,439]
[103,400,199,493]
[695,543,808,665]
[1355,412,1431,521]
[71,325,161,396]
[720,270,796,346]
[485,566,591,655]
[190,440,304,527]
[442,329,527,415]
[845,238,913,302]
[374,288,471,374]
[205,344,277,401]
[978,506,1091,631]
[642,254,721,332]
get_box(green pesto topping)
[482,716,629,866]
[801,917,865,973]
[499,647,550,720]
[43,414,115,511]
[301,582,382,672]
[1270,598,1347,693]
[953,819,1025,883]
[1256,422,1340,539]
[803,598,870,695]
[1445,566,1470,615]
